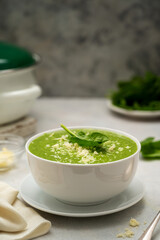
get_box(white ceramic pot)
[0,54,41,125]
[26,127,141,205]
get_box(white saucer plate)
[20,175,145,217]
[107,100,160,118]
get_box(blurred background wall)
[1,0,160,97]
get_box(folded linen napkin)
[0,181,51,240]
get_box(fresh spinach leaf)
[61,124,108,147]
[110,72,160,111]
[141,137,160,160]
[141,137,155,146]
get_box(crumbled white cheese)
[125,228,134,238]
[117,218,140,238]
[78,149,89,157]
[51,143,60,151]
[63,142,72,149]
[60,135,67,140]
[117,228,134,238]
[0,148,14,168]
[81,156,94,164]
[51,139,97,164]
[74,143,79,148]
[116,233,125,238]
[118,147,124,152]
[129,218,140,227]
[54,144,60,148]
[126,146,130,149]
[94,151,98,155]
[109,144,116,151]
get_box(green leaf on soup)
[60,124,108,147]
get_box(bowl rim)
[0,53,41,75]
[26,126,141,167]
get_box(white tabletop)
[1,98,160,240]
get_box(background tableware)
[107,100,160,118]
[0,134,24,171]
[0,42,41,125]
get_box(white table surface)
[1,98,160,240]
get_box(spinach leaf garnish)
[141,137,160,159]
[61,124,108,147]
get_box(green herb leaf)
[141,137,160,160]
[109,72,160,111]
[61,124,108,147]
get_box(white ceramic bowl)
[26,127,141,205]
[0,54,41,125]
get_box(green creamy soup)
[29,129,137,164]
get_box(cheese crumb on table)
[117,233,125,238]
[125,228,134,238]
[117,218,140,238]
[117,228,134,238]
[129,218,140,227]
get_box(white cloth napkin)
[0,181,51,240]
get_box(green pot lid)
[0,41,37,70]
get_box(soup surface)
[29,129,137,164]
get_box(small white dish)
[107,100,160,118]
[20,175,144,217]
[0,134,24,171]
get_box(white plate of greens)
[107,100,160,118]
[108,72,160,118]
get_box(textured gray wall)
[1,0,160,97]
